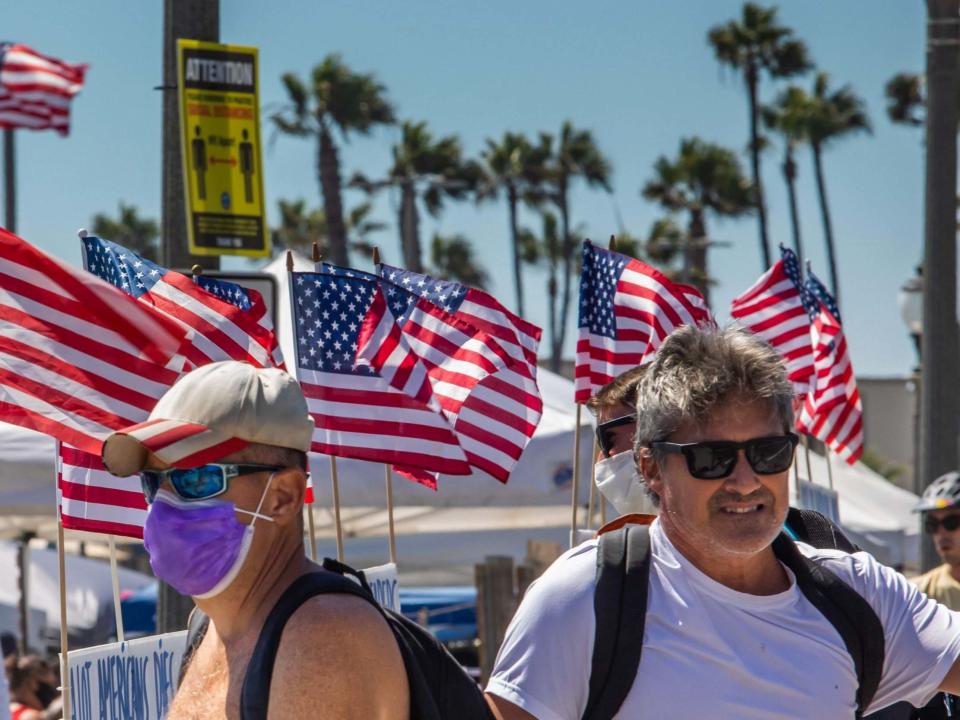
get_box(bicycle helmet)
[915,470,960,512]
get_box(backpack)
[180,559,492,720]
[583,514,885,720]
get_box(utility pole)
[157,0,219,633]
[920,0,960,571]
[162,0,220,272]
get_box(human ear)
[638,448,663,495]
[267,468,305,526]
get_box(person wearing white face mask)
[587,366,658,521]
[101,361,411,720]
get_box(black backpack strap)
[582,524,651,720]
[786,506,861,553]
[240,571,378,720]
[773,534,885,719]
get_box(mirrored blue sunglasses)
[140,463,284,503]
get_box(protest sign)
[65,631,187,720]
[360,562,401,612]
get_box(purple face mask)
[143,477,274,599]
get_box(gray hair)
[634,324,794,465]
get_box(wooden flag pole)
[587,435,599,530]
[53,444,71,720]
[802,434,814,483]
[570,404,583,547]
[370,246,399,564]
[108,536,125,642]
[824,447,836,491]
[329,457,344,561]
[287,251,323,558]
[384,465,398,564]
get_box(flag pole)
[4,128,15,233]
[288,250,324,559]
[370,246,399,564]
[570,403,582,547]
[384,465,397,564]
[587,435,598,530]
[802,434,814,482]
[824,447,835,491]
[54,442,71,720]
[329,456,344,561]
[108,536,125,642]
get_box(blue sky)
[6,1,926,376]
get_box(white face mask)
[595,451,658,516]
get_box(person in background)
[586,366,656,518]
[915,472,960,609]
[6,656,53,720]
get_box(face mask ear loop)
[241,472,276,525]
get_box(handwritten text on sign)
[66,631,187,720]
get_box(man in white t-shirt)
[485,325,960,719]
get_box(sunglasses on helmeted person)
[596,414,638,457]
[924,514,960,534]
[139,463,285,503]
[649,433,800,480]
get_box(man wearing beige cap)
[102,361,409,719]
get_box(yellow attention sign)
[177,40,269,257]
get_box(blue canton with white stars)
[291,271,377,375]
[578,244,625,338]
[780,247,819,320]
[196,276,253,312]
[805,271,841,324]
[82,236,166,299]
[379,264,467,316]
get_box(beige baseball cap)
[102,361,316,476]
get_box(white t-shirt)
[487,520,960,719]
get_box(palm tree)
[351,120,480,273]
[542,121,612,373]
[805,72,871,307]
[271,199,385,258]
[708,2,812,269]
[885,72,925,127]
[644,217,686,278]
[763,85,811,264]
[271,54,395,266]
[91,203,159,260]
[429,233,490,289]
[642,138,755,306]
[477,132,550,317]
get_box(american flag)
[58,444,145,539]
[0,228,186,453]
[378,264,541,376]
[796,273,863,464]
[0,43,87,135]
[574,241,714,403]
[357,271,542,483]
[82,236,282,370]
[730,247,815,395]
[290,270,471,485]
[805,266,842,323]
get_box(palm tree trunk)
[553,179,572,374]
[687,208,710,308]
[507,184,525,318]
[746,63,771,270]
[811,142,840,307]
[783,146,804,265]
[399,180,422,272]
[318,127,349,266]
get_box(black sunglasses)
[650,433,799,480]
[925,514,960,534]
[595,414,637,457]
[140,463,284,503]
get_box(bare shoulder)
[267,592,410,720]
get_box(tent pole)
[54,442,71,720]
[305,505,317,561]
[570,404,582,547]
